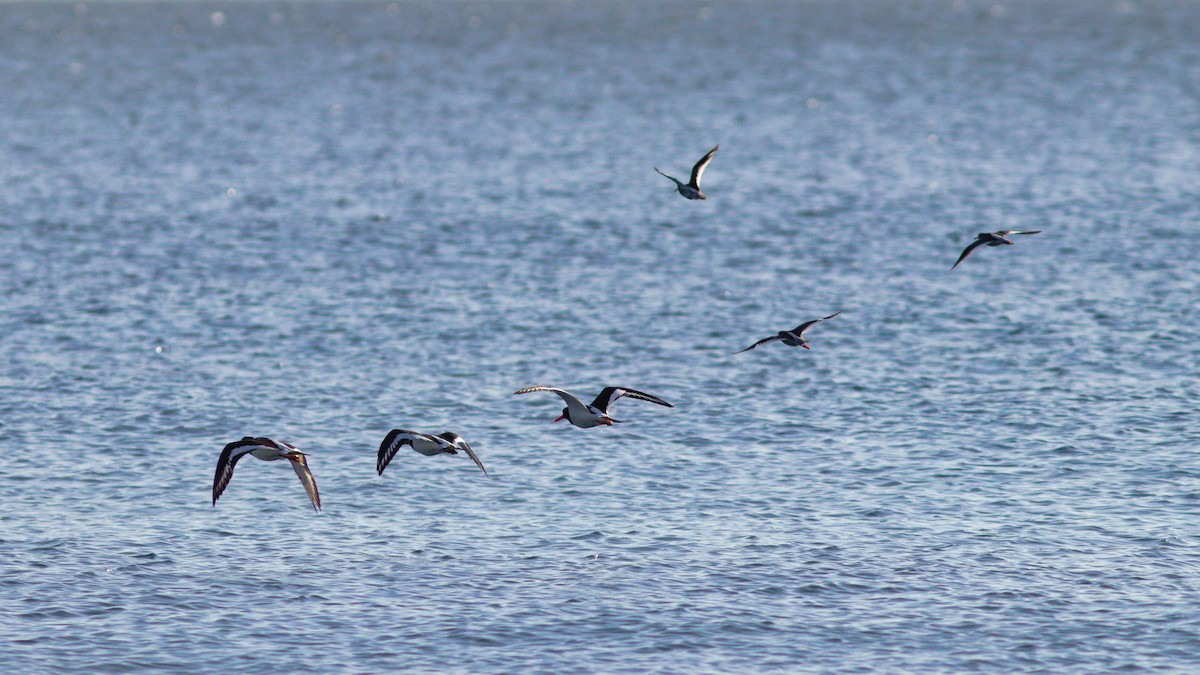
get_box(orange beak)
[802,344,811,349]
[552,415,564,423]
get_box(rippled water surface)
[3,0,1200,671]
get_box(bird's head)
[553,407,569,423]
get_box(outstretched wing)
[734,334,782,354]
[444,434,488,478]
[689,144,719,189]
[377,429,430,476]
[951,238,987,269]
[654,167,684,188]
[289,455,321,512]
[515,385,594,422]
[996,230,1041,236]
[212,437,266,506]
[589,386,673,413]
[792,311,842,336]
[514,386,585,407]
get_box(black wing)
[951,238,987,269]
[734,334,783,354]
[654,166,684,188]
[791,311,842,336]
[212,437,262,506]
[377,429,425,476]
[590,386,673,413]
[437,432,489,477]
[689,144,719,188]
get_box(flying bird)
[212,437,321,512]
[952,230,1041,269]
[376,430,488,477]
[735,312,842,354]
[654,144,718,200]
[513,385,673,428]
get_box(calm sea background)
[2,0,1200,671]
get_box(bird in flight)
[735,312,842,354]
[513,385,673,428]
[952,230,1041,269]
[376,429,488,477]
[654,145,718,200]
[212,437,321,512]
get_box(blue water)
[3,0,1200,671]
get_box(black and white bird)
[513,385,673,428]
[654,144,718,200]
[735,312,842,354]
[376,430,488,477]
[212,437,321,512]
[952,230,1042,269]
